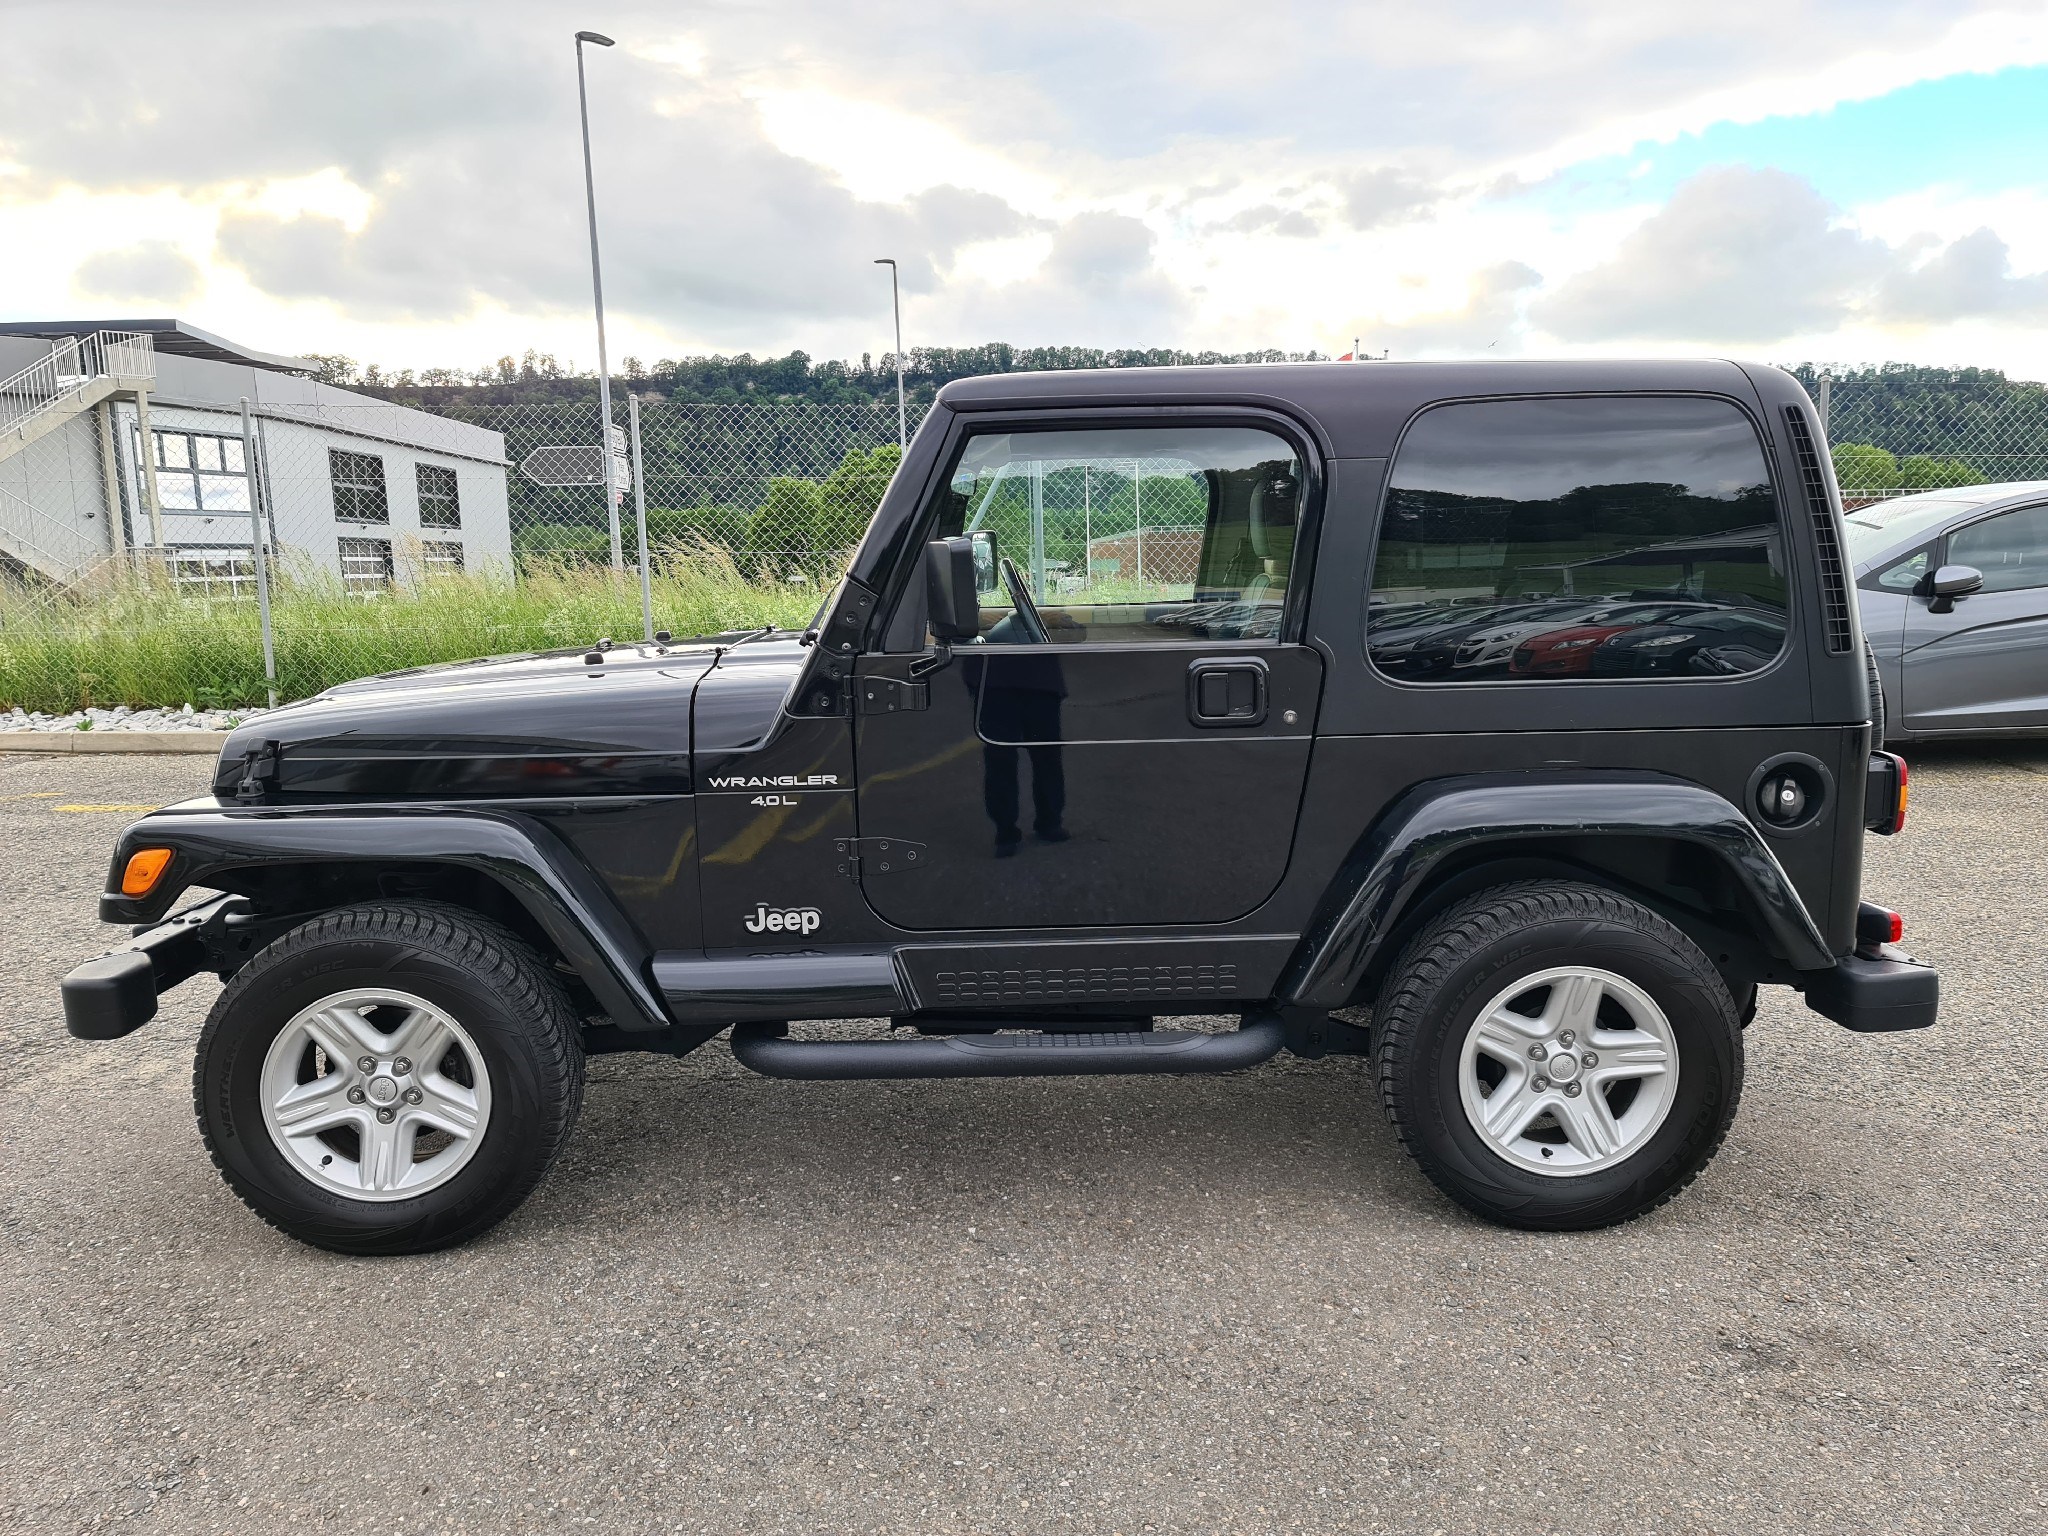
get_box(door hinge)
[834,837,929,878]
[857,677,929,714]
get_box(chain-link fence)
[6,364,2048,714]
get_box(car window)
[1874,547,1931,591]
[1842,495,1988,562]
[931,426,1303,645]
[1368,395,1790,682]
[1948,504,2048,594]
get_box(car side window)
[1368,395,1790,682]
[1873,546,1930,591]
[929,426,1304,644]
[1947,505,2048,593]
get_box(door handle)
[1187,657,1268,727]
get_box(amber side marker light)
[120,848,174,897]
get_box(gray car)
[1848,481,2048,743]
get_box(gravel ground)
[1,748,2042,1535]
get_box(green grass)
[0,545,822,712]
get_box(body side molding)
[99,807,672,1031]
[1282,770,1836,1010]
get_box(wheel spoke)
[1471,1006,1544,1062]
[1479,1071,1550,1144]
[387,1006,453,1071]
[358,1112,411,1193]
[270,1075,361,1137]
[410,1074,483,1139]
[1588,1029,1673,1083]
[300,1005,384,1064]
[1546,971,1605,1036]
[1553,1088,1625,1161]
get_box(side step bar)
[729,1015,1286,1081]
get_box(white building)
[0,319,510,593]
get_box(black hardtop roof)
[935,357,1778,458]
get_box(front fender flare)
[99,806,673,1032]
[1281,771,1834,1010]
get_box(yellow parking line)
[0,791,63,803]
[51,804,162,813]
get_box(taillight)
[1865,751,1908,835]
[1857,903,1905,948]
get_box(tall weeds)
[0,541,822,712]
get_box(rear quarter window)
[1368,395,1790,683]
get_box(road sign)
[519,431,632,491]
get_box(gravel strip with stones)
[1,747,2042,1534]
[3,704,268,734]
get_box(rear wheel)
[194,903,584,1255]
[1372,881,1742,1230]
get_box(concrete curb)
[0,731,228,755]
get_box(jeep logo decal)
[743,904,822,935]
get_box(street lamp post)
[575,28,624,571]
[873,258,907,448]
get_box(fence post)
[628,391,654,642]
[239,398,278,709]
[133,387,165,549]
[1817,369,1832,437]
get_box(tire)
[194,902,584,1255]
[1864,641,1889,747]
[1372,881,1742,1231]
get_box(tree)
[1897,453,1979,491]
[746,477,825,572]
[815,444,903,556]
[1831,442,1901,493]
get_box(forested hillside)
[307,345,1332,408]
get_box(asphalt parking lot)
[2,749,2043,1535]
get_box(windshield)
[1842,494,1989,561]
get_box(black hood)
[213,639,733,800]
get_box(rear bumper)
[1803,946,1939,1033]
[62,895,245,1040]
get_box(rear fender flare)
[1281,771,1833,1010]
[99,808,672,1031]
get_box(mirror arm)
[909,643,953,679]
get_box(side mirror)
[1927,563,1983,612]
[925,536,981,642]
[968,528,998,595]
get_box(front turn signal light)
[120,847,174,897]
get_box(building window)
[146,429,249,512]
[338,536,394,594]
[1368,395,1789,682]
[417,463,462,528]
[166,550,257,597]
[422,540,465,575]
[330,449,389,523]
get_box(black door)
[852,418,1323,931]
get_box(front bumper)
[62,894,247,1040]
[1803,945,1939,1033]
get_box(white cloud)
[2,1,2046,371]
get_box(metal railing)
[0,330,156,440]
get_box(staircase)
[0,331,155,580]
[0,331,154,464]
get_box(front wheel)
[194,903,584,1255]
[1372,881,1743,1230]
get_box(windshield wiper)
[713,625,779,659]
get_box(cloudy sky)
[4,1,2047,375]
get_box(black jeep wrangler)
[64,360,1936,1254]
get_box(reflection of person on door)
[974,650,1068,857]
